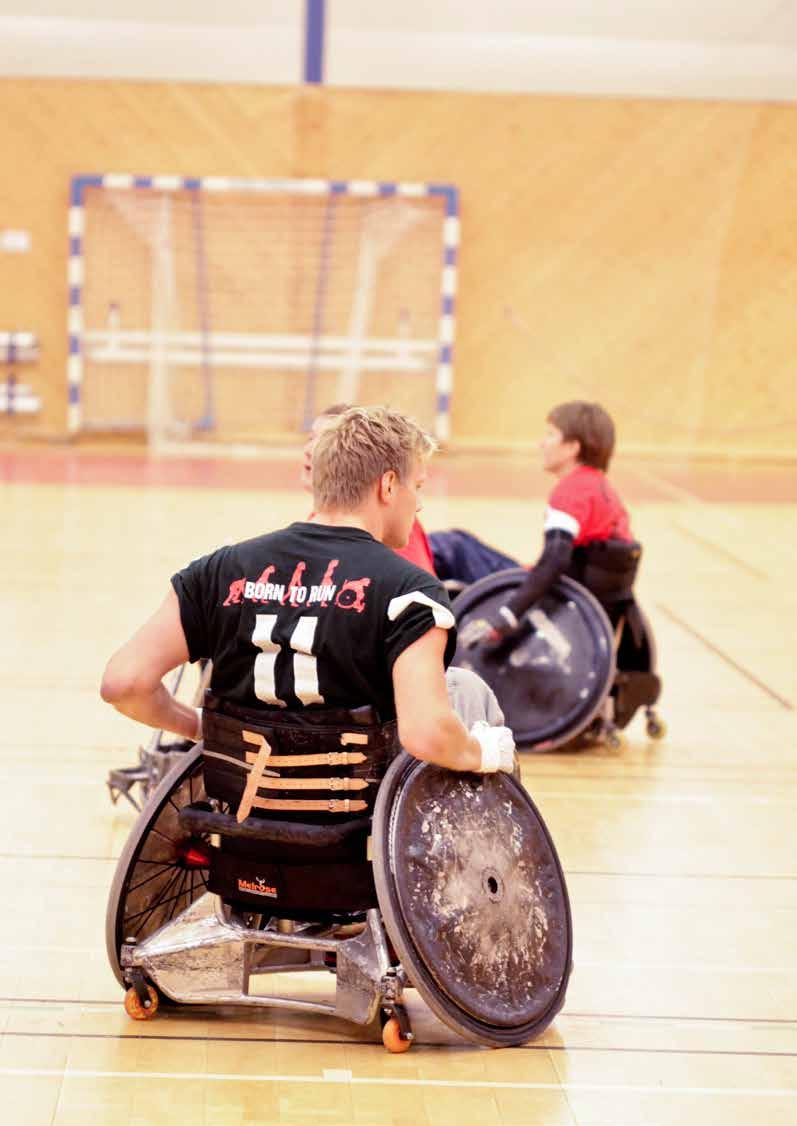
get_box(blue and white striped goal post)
[67,174,460,442]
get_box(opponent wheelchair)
[451,569,664,750]
[107,694,573,1051]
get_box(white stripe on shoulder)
[387,591,455,630]
[544,505,580,538]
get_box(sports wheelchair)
[106,694,572,1051]
[451,569,664,750]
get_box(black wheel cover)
[452,570,615,748]
[373,753,572,1046]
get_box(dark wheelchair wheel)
[452,569,615,749]
[372,753,573,1047]
[106,743,222,986]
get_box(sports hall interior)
[1,4,795,1124]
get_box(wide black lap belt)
[201,692,400,821]
[568,538,642,604]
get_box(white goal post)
[67,174,459,451]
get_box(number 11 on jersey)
[252,614,324,707]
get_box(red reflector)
[180,845,211,869]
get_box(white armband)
[469,720,516,773]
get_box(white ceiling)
[332,1,797,46]
[2,1,797,98]
[1,1,795,45]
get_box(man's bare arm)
[100,588,201,740]
[392,628,484,771]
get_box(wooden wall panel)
[0,79,795,457]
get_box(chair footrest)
[178,802,371,847]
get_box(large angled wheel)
[452,570,615,749]
[106,744,220,986]
[372,753,572,1047]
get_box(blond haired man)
[302,402,437,574]
[101,407,514,774]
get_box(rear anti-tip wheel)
[124,982,159,1021]
[381,1016,413,1053]
[605,728,625,751]
[646,716,667,740]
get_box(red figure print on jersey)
[223,578,247,606]
[335,577,371,613]
[282,561,307,604]
[255,565,275,602]
[319,558,339,606]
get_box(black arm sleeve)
[504,529,574,620]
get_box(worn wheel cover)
[452,570,615,748]
[373,753,572,1046]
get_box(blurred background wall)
[1,2,796,457]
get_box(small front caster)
[381,1005,413,1053]
[124,980,159,1021]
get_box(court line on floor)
[0,1065,794,1098]
[655,602,793,710]
[625,464,771,580]
[3,1030,795,1059]
[670,523,769,581]
[4,997,795,1028]
[0,854,114,861]
[567,869,797,880]
[533,791,797,804]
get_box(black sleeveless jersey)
[171,522,457,720]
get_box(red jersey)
[545,466,631,546]
[394,517,436,574]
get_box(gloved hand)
[459,617,503,649]
[459,606,520,653]
[469,720,516,773]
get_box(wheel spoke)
[148,826,179,845]
[123,867,186,931]
[127,863,181,895]
[110,755,209,981]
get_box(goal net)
[68,175,459,450]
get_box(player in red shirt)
[456,401,640,650]
[303,403,436,574]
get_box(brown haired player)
[448,401,640,650]
[101,406,515,775]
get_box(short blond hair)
[312,406,436,511]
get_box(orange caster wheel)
[124,982,159,1021]
[381,1016,413,1053]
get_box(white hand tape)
[470,720,516,773]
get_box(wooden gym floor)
[1,446,795,1125]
